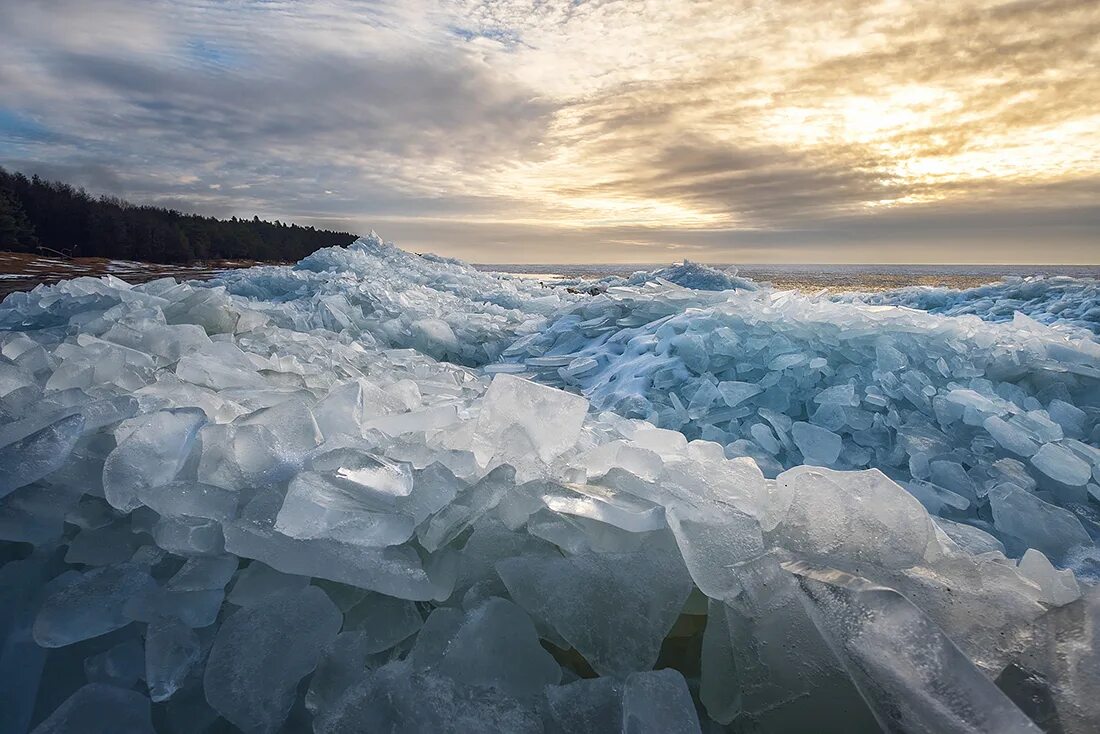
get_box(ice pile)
[504,281,1100,563]
[834,276,1100,338]
[592,260,758,293]
[206,232,578,366]
[1,236,1099,733]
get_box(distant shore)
[0,251,276,298]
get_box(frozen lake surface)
[478,261,1100,291]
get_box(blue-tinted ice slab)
[787,561,1043,734]
[204,586,341,732]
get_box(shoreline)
[4,249,1098,301]
[0,251,283,298]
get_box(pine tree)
[0,166,357,262]
[0,189,37,250]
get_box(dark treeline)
[0,167,358,263]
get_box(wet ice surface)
[1,234,1099,733]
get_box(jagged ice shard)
[1,233,1099,732]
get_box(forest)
[0,167,357,263]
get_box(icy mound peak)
[656,260,757,291]
[607,260,758,292]
[207,233,580,366]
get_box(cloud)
[0,0,1096,262]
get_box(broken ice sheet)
[578,439,664,482]
[544,677,624,733]
[306,631,383,715]
[773,467,935,570]
[650,454,770,520]
[227,561,309,606]
[1030,442,1093,486]
[238,397,322,462]
[146,616,202,702]
[317,444,411,485]
[786,560,1043,734]
[700,598,740,725]
[151,514,225,557]
[102,408,206,512]
[451,518,559,596]
[1017,549,1081,606]
[196,423,283,490]
[64,518,144,566]
[137,479,239,522]
[710,552,879,729]
[541,482,666,533]
[716,380,764,407]
[988,483,1091,561]
[790,421,842,465]
[431,597,561,698]
[343,591,423,653]
[418,464,515,552]
[934,517,1006,556]
[472,373,588,464]
[497,538,692,676]
[274,470,416,547]
[30,683,155,734]
[204,586,341,733]
[226,488,455,601]
[1001,584,1100,733]
[0,412,85,499]
[0,480,83,545]
[313,661,543,734]
[621,668,703,734]
[33,563,157,648]
[362,403,460,437]
[666,500,765,600]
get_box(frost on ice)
[1,233,1099,732]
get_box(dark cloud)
[614,141,899,226]
[42,49,552,161]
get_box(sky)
[1,0,1097,264]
